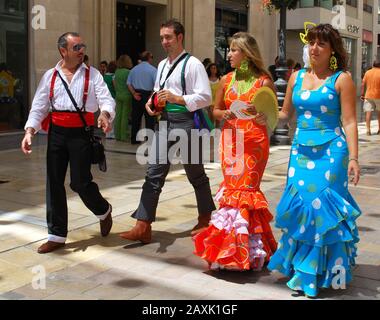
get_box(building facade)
[3,0,377,134]
[0,0,278,133]
[285,0,380,91]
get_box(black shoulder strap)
[159,52,189,90]
[56,71,90,131]
[181,54,191,95]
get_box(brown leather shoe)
[100,208,113,237]
[119,220,152,244]
[37,241,65,254]
[191,213,211,236]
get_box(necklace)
[230,70,256,98]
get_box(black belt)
[135,89,153,94]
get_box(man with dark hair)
[99,60,108,77]
[160,19,185,37]
[127,51,157,144]
[361,60,380,135]
[268,56,279,81]
[202,58,212,69]
[83,55,90,67]
[21,32,115,254]
[120,19,216,243]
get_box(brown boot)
[37,241,65,254]
[100,209,113,237]
[191,213,211,236]
[119,220,152,244]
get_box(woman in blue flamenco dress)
[267,24,361,297]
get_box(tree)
[262,0,300,14]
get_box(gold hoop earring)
[329,52,338,72]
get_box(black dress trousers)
[46,124,110,238]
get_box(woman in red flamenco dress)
[193,32,278,271]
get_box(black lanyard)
[158,53,189,90]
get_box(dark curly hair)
[306,23,348,72]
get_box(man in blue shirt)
[127,51,157,144]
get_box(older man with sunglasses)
[21,32,116,254]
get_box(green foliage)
[262,0,300,14]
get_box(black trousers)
[131,89,157,144]
[46,124,110,238]
[132,112,216,222]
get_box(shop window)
[3,0,26,13]
[363,1,373,13]
[0,0,28,132]
[215,0,248,74]
[116,2,146,66]
[346,0,358,7]
[299,0,342,8]
[342,37,356,80]
[299,0,315,7]
[362,42,372,76]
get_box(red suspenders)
[49,67,90,110]
[41,67,93,131]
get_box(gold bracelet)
[349,158,359,163]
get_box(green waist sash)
[165,103,189,113]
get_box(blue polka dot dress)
[268,69,361,297]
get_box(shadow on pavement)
[54,233,124,254]
[182,204,197,209]
[358,226,376,232]
[0,220,15,225]
[203,267,272,285]
[122,229,192,254]
[114,278,146,289]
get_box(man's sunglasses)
[71,43,87,52]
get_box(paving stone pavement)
[0,120,379,300]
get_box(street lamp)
[262,0,299,145]
[271,3,290,145]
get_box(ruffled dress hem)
[267,183,361,297]
[193,186,278,271]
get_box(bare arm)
[279,71,297,121]
[127,83,136,95]
[212,76,229,121]
[360,76,366,101]
[262,78,276,94]
[336,72,360,185]
[127,84,142,101]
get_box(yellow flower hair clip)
[299,21,317,44]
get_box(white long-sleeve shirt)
[25,61,116,132]
[154,50,212,112]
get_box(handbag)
[179,54,215,131]
[56,71,107,172]
[194,108,215,131]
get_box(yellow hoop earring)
[330,52,338,72]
